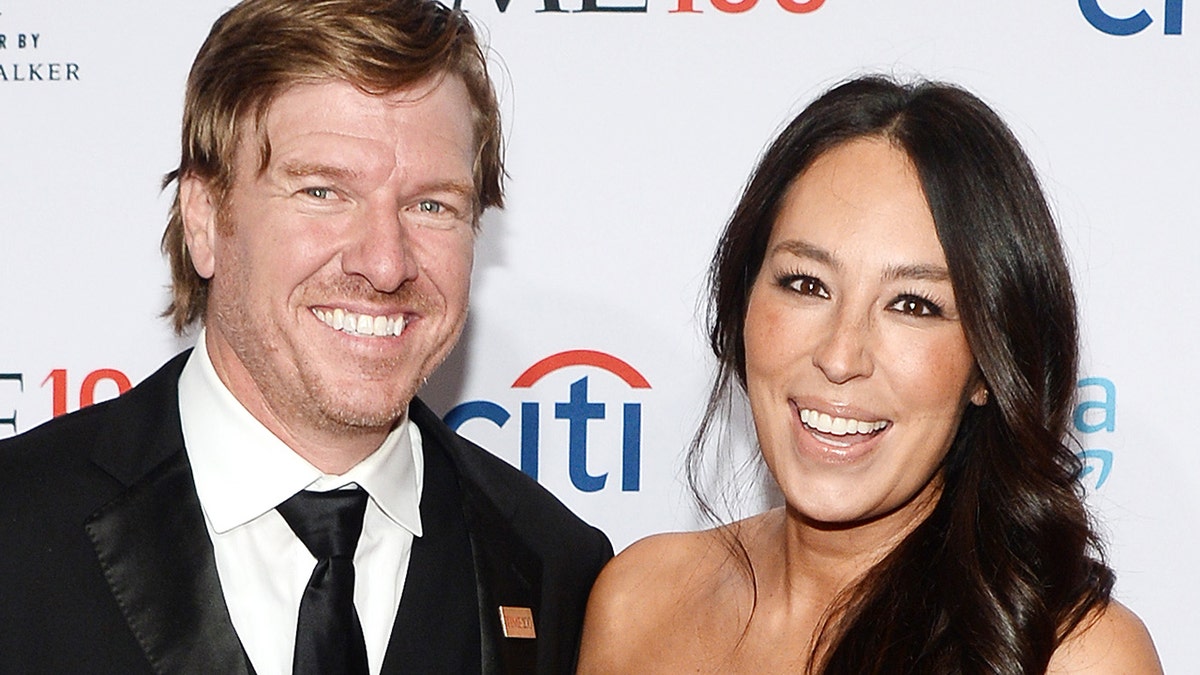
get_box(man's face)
[182,76,477,463]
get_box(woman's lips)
[798,408,888,436]
[793,403,890,459]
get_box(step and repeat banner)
[2,0,1195,667]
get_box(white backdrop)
[2,0,1195,668]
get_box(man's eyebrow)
[277,163,474,197]
[278,161,363,181]
[419,179,476,197]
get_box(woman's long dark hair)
[689,75,1113,673]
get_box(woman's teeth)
[799,408,887,435]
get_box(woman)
[577,76,1161,673]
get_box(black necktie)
[276,488,371,675]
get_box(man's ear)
[180,174,218,280]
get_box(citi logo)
[1079,0,1184,35]
[444,349,650,492]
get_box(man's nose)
[340,204,418,293]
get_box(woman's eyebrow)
[882,263,951,283]
[771,238,951,283]
[771,238,836,268]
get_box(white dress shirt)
[178,331,424,675]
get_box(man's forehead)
[236,76,477,172]
[264,75,470,128]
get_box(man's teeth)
[312,308,405,337]
[799,409,887,436]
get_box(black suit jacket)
[0,352,612,674]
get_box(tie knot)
[277,488,369,560]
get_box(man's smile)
[312,307,408,337]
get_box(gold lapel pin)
[499,606,536,639]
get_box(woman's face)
[744,137,985,528]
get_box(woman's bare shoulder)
[577,526,751,673]
[589,516,771,606]
[610,528,729,576]
[1047,600,1162,674]
[580,527,732,628]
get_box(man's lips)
[312,307,407,337]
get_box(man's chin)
[310,402,409,434]
[314,378,418,424]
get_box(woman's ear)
[970,381,989,407]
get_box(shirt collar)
[178,330,423,537]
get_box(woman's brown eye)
[780,274,827,298]
[890,295,943,317]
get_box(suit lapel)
[84,352,250,675]
[380,406,480,673]
[462,481,542,674]
[408,399,543,675]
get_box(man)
[0,1,612,673]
